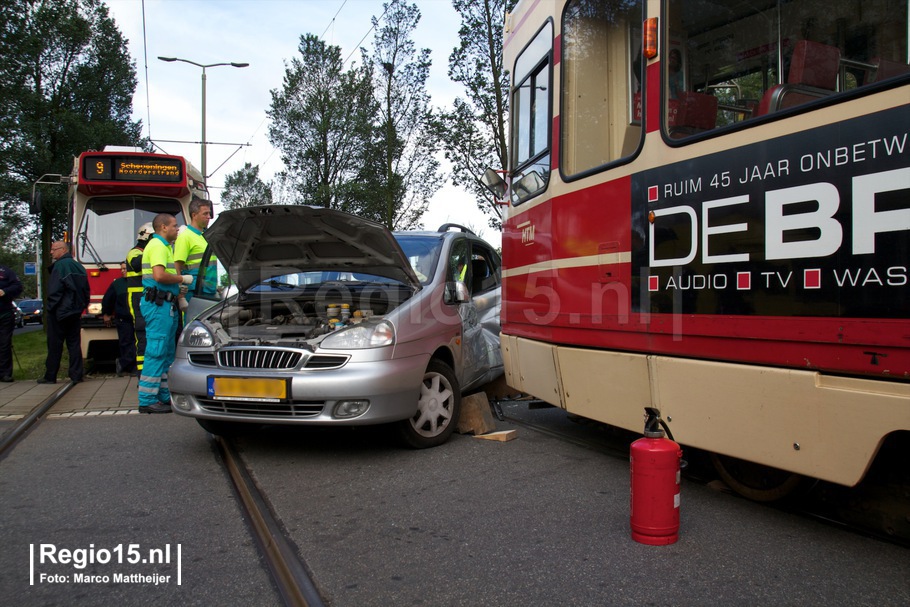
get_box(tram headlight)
[184,321,214,348]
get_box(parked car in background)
[169,205,503,448]
[17,299,43,325]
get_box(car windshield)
[396,234,442,285]
[246,234,443,292]
[18,300,41,312]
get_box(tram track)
[0,383,327,605]
[212,434,326,607]
[497,399,910,548]
[0,380,76,460]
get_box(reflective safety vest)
[141,235,179,294]
[174,225,217,295]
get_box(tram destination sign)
[81,155,183,183]
[631,106,909,319]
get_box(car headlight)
[321,320,395,349]
[183,321,214,347]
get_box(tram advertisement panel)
[631,107,909,319]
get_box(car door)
[456,239,503,390]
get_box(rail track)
[0,383,328,606]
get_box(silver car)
[169,205,503,448]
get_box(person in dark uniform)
[126,223,153,374]
[101,262,136,377]
[39,241,90,384]
[0,263,24,382]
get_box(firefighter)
[174,197,217,301]
[126,222,153,374]
[137,214,191,414]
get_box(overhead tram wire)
[231,1,391,183]
[321,0,348,40]
[140,0,153,142]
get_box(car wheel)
[397,360,461,449]
[197,418,259,437]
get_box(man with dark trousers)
[0,263,24,382]
[101,261,136,377]
[39,241,90,384]
[126,223,153,374]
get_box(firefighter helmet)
[136,222,154,241]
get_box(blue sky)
[106,0,500,246]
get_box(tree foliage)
[267,34,376,213]
[221,162,273,210]
[366,0,442,230]
[437,0,514,230]
[0,0,142,262]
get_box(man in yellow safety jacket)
[174,197,217,301]
[126,223,153,373]
[137,214,192,414]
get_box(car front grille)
[198,398,324,417]
[187,349,348,370]
[217,348,302,370]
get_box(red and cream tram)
[489,0,910,499]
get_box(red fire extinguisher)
[630,407,683,545]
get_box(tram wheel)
[711,453,806,502]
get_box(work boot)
[115,359,124,377]
[138,402,172,414]
[36,377,56,384]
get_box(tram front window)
[76,197,184,264]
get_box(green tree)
[436,0,514,230]
[221,162,273,210]
[0,0,142,276]
[267,34,375,212]
[366,0,442,230]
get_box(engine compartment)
[203,287,412,345]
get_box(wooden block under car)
[473,430,518,442]
[456,392,497,435]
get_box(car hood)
[206,205,422,292]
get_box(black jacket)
[46,254,90,320]
[0,264,23,317]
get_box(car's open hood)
[206,205,422,291]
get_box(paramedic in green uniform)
[174,197,216,301]
[137,213,192,414]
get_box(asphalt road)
[1,405,908,606]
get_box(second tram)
[68,147,205,362]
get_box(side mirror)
[479,168,508,201]
[444,281,471,305]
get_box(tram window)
[511,22,552,205]
[561,0,643,177]
[666,0,908,137]
[76,197,183,264]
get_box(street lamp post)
[157,57,249,180]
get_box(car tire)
[396,359,461,449]
[197,418,259,437]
